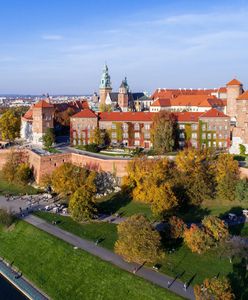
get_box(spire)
[119,76,129,92]
[99,64,112,89]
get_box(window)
[191,124,197,130]
[207,133,211,139]
[213,141,216,147]
[82,132,86,138]
[134,123,140,131]
[123,132,128,138]
[73,131,77,138]
[134,140,140,146]
[179,141,185,147]
[202,133,206,139]
[208,141,211,147]
[179,133,185,139]
[112,132,117,138]
[192,133,197,139]
[218,141,223,148]
[144,133,150,139]
[202,124,206,131]
[134,132,140,139]
[179,124,185,129]
[219,125,222,130]
[213,133,216,139]
[224,125,228,130]
[144,123,150,130]
[219,134,222,139]
[112,123,116,129]
[123,123,128,131]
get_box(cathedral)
[98,65,151,112]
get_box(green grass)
[96,192,153,220]
[35,212,240,287]
[0,174,40,196]
[0,221,182,300]
[35,211,117,250]
[44,147,61,153]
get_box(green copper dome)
[99,64,112,89]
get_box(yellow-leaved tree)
[0,110,20,141]
[115,214,163,264]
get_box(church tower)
[99,64,112,105]
[118,77,129,112]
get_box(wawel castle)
[21,65,248,153]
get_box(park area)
[0,221,182,300]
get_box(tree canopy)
[0,110,20,141]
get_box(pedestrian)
[167,281,170,287]
[183,283,187,291]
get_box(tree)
[168,216,186,239]
[93,127,104,146]
[42,128,55,149]
[239,144,246,155]
[235,178,248,202]
[0,110,20,141]
[175,148,215,204]
[215,154,239,201]
[16,163,33,185]
[99,103,112,112]
[151,111,178,154]
[202,215,229,243]
[115,214,162,264]
[150,183,178,218]
[184,224,213,254]
[49,163,97,196]
[194,277,235,300]
[0,209,14,227]
[69,187,97,221]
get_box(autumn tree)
[202,215,229,243]
[151,111,178,154]
[175,148,215,204]
[0,110,20,141]
[215,154,239,201]
[115,214,162,264]
[194,277,235,300]
[168,216,186,239]
[69,187,97,221]
[49,163,97,196]
[15,163,33,185]
[42,128,55,149]
[184,224,213,254]
[150,183,178,218]
[99,103,112,112]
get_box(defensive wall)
[1,149,248,185]
[0,149,129,184]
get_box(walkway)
[24,214,195,300]
[0,259,48,300]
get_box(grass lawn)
[35,211,117,250]
[96,192,154,220]
[35,212,244,290]
[0,221,182,300]
[0,173,40,196]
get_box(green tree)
[69,187,97,221]
[115,214,163,264]
[194,277,235,300]
[0,110,20,141]
[239,144,246,155]
[16,163,32,185]
[0,209,14,227]
[151,111,178,154]
[93,127,104,145]
[235,178,248,202]
[42,128,55,149]
[215,154,239,200]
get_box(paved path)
[24,214,195,300]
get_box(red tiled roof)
[226,78,242,86]
[173,112,202,122]
[237,90,248,100]
[99,112,154,122]
[22,109,33,120]
[199,108,228,118]
[151,88,219,99]
[150,98,171,107]
[33,99,54,108]
[218,87,227,93]
[72,109,97,118]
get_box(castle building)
[99,64,112,105]
[226,78,244,122]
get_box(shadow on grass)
[228,258,248,299]
[220,206,245,235]
[177,205,211,223]
[97,190,132,215]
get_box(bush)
[84,143,100,153]
[239,144,246,155]
[235,179,248,202]
[0,209,14,227]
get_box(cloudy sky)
[0,0,247,94]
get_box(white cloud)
[42,34,64,41]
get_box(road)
[24,214,195,300]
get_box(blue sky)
[0,0,248,94]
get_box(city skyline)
[0,0,248,94]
